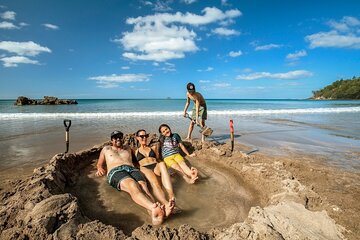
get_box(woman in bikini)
[135,129,176,216]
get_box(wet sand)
[1,113,360,171]
[68,157,258,235]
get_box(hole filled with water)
[68,156,259,235]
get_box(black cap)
[187,82,195,92]
[110,130,123,139]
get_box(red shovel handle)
[230,119,234,133]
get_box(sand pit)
[1,136,357,239]
[68,156,257,234]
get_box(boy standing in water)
[183,82,207,142]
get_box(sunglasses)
[138,134,149,139]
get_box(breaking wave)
[1,107,360,120]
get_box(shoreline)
[1,139,359,239]
[1,114,360,171]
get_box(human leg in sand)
[164,154,198,184]
[120,178,165,225]
[141,165,175,217]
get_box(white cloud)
[328,20,350,32]
[88,73,151,88]
[306,16,360,49]
[254,44,282,51]
[306,30,360,49]
[142,1,153,6]
[126,7,241,26]
[159,62,176,72]
[0,11,15,20]
[242,68,252,73]
[228,50,242,57]
[123,50,186,62]
[0,56,39,67]
[182,0,196,4]
[43,23,59,30]
[197,67,213,72]
[153,0,173,12]
[343,16,360,26]
[0,41,51,56]
[117,7,241,62]
[286,50,307,61]
[0,21,18,29]
[236,70,313,80]
[212,27,240,36]
[327,16,360,32]
[19,22,28,27]
[213,82,230,88]
[199,80,210,83]
[121,66,130,70]
[140,0,173,11]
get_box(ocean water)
[1,99,360,171]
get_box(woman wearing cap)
[135,129,177,217]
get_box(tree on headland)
[311,77,360,100]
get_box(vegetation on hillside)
[311,76,360,100]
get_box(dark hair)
[158,124,171,134]
[110,130,123,139]
[187,82,195,92]
[158,124,171,149]
[136,129,146,136]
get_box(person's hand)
[196,120,200,126]
[188,153,196,157]
[96,168,106,177]
[183,112,187,118]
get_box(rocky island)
[14,96,78,105]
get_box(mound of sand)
[1,136,358,239]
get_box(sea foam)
[1,107,360,119]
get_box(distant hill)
[310,77,360,100]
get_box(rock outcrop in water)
[0,135,348,240]
[14,96,78,105]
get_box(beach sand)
[1,136,359,239]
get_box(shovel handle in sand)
[230,119,234,152]
[184,113,213,137]
[63,119,72,154]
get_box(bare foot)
[190,167,198,180]
[150,203,165,225]
[165,198,175,217]
[183,175,196,184]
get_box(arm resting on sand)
[179,142,195,157]
[96,148,107,176]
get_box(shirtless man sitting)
[95,130,166,225]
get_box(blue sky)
[0,0,359,99]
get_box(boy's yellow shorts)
[163,153,184,167]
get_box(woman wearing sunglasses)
[135,129,177,217]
